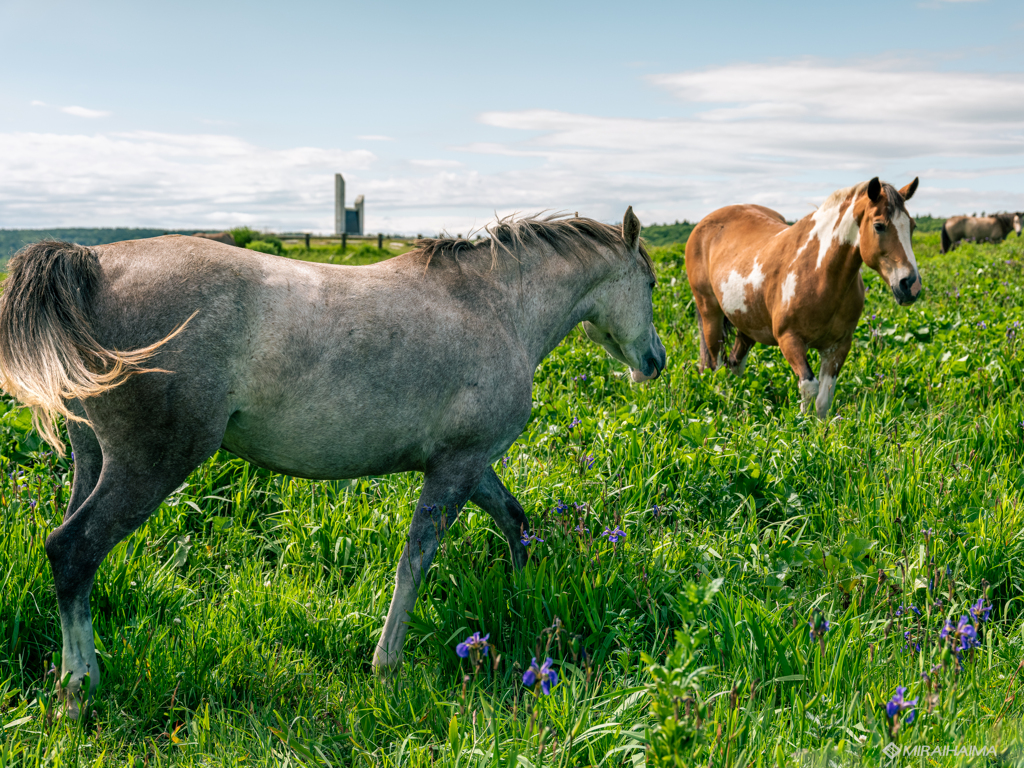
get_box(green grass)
[2,232,1024,766]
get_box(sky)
[1,0,1022,235]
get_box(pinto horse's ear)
[622,206,641,252]
[867,177,882,203]
[899,177,919,202]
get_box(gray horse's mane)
[412,213,654,275]
[994,212,1017,226]
[820,181,909,221]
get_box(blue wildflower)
[601,526,626,544]
[567,417,581,432]
[521,532,545,546]
[969,596,992,623]
[522,657,558,695]
[809,612,830,643]
[455,632,490,659]
[886,686,917,724]
[554,500,570,515]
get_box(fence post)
[305,233,310,250]
[342,233,347,252]
[378,233,383,250]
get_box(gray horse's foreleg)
[470,467,530,569]
[374,456,486,673]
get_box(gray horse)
[941,212,1022,253]
[0,209,665,717]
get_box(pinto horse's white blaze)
[893,210,921,294]
[720,259,764,315]
[781,272,797,308]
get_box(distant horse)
[941,213,1022,253]
[0,211,665,716]
[686,177,920,418]
[192,231,237,246]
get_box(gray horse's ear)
[867,177,882,203]
[900,177,919,202]
[622,206,641,252]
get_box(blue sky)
[2,0,1022,234]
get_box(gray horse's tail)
[940,224,952,254]
[0,240,188,454]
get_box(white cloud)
[0,131,375,230]
[5,59,1024,233]
[60,105,110,119]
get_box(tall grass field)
[1,231,1023,766]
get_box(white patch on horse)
[781,272,797,308]
[815,372,837,418]
[719,259,765,315]
[893,210,919,276]
[798,378,819,414]
[795,187,862,269]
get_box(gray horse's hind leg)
[65,402,102,520]
[46,421,223,717]
[374,454,486,673]
[470,467,530,569]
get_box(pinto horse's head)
[857,177,922,306]
[1014,213,1022,237]
[582,206,667,382]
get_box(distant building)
[334,174,365,235]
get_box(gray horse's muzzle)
[630,335,667,382]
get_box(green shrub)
[231,229,284,254]
[245,240,279,255]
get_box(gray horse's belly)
[221,408,427,480]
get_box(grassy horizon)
[1,231,1023,766]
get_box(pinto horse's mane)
[815,177,913,219]
[411,213,654,276]
[817,180,909,222]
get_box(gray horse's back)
[89,236,530,480]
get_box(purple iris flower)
[809,614,830,642]
[969,597,992,623]
[601,526,626,544]
[522,657,558,694]
[886,686,917,724]
[455,632,489,658]
[521,532,544,546]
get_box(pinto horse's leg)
[814,337,853,419]
[727,332,755,377]
[778,334,817,415]
[374,454,487,673]
[696,308,727,371]
[470,467,530,569]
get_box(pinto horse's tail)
[940,225,952,254]
[0,240,187,455]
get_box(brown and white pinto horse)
[686,177,920,418]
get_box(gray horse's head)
[582,207,667,382]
